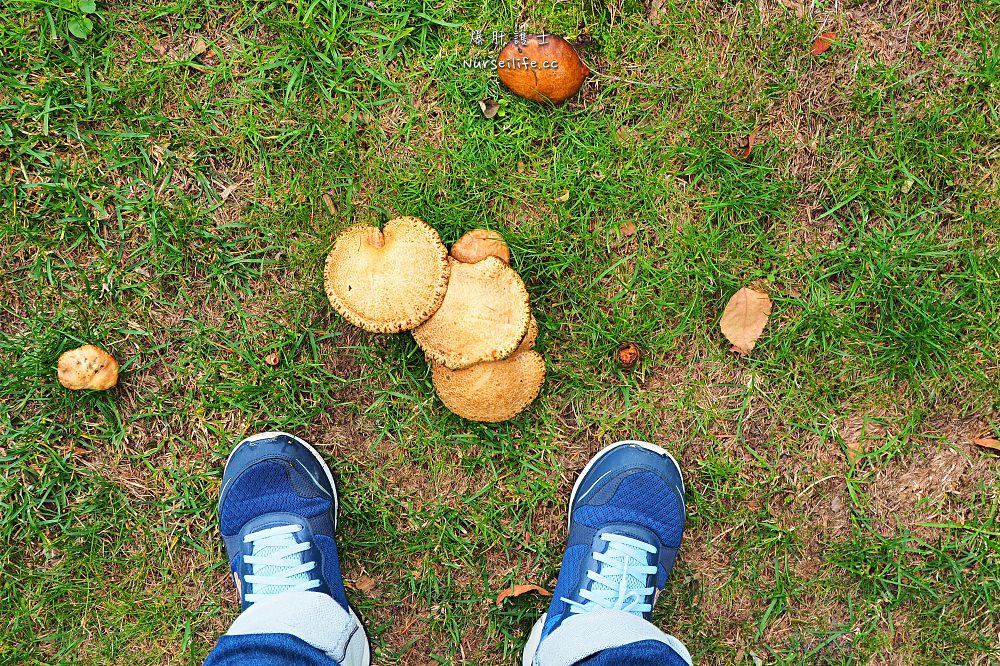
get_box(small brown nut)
[57,344,119,390]
[616,342,641,368]
[451,229,511,265]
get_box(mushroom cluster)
[324,218,544,422]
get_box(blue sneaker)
[522,440,686,665]
[218,431,370,662]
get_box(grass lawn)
[2,0,999,664]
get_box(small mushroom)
[497,34,589,105]
[451,229,510,265]
[412,256,530,370]
[324,216,450,333]
[432,350,546,422]
[57,344,119,390]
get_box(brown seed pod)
[616,342,641,368]
[497,34,589,105]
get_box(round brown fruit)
[497,34,589,105]
[616,342,641,368]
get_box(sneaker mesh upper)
[573,472,684,547]
[220,461,332,536]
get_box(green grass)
[2,0,999,664]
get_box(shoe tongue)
[251,531,312,597]
[590,539,651,613]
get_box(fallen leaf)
[149,144,169,166]
[972,437,1000,451]
[555,190,570,202]
[720,287,772,355]
[353,576,376,593]
[734,132,758,159]
[188,37,209,59]
[264,352,280,366]
[496,584,551,605]
[478,98,500,119]
[845,439,864,464]
[620,221,637,237]
[322,192,336,215]
[810,32,836,56]
[779,0,807,18]
[220,181,241,200]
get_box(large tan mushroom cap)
[412,256,531,369]
[516,314,538,354]
[432,351,545,422]
[57,344,119,390]
[324,217,449,333]
[451,229,511,265]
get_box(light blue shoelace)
[562,533,657,616]
[243,524,320,603]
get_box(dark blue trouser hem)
[576,638,690,665]
[204,633,339,666]
[204,633,687,666]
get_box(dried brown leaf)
[220,181,241,200]
[496,584,551,605]
[845,439,864,464]
[734,132,757,159]
[779,0,807,18]
[620,221,637,237]
[810,32,836,56]
[353,576,376,593]
[188,37,208,58]
[322,192,336,215]
[478,99,500,119]
[972,437,1000,451]
[720,287,772,355]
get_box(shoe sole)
[222,431,340,523]
[566,439,684,530]
[348,606,373,666]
